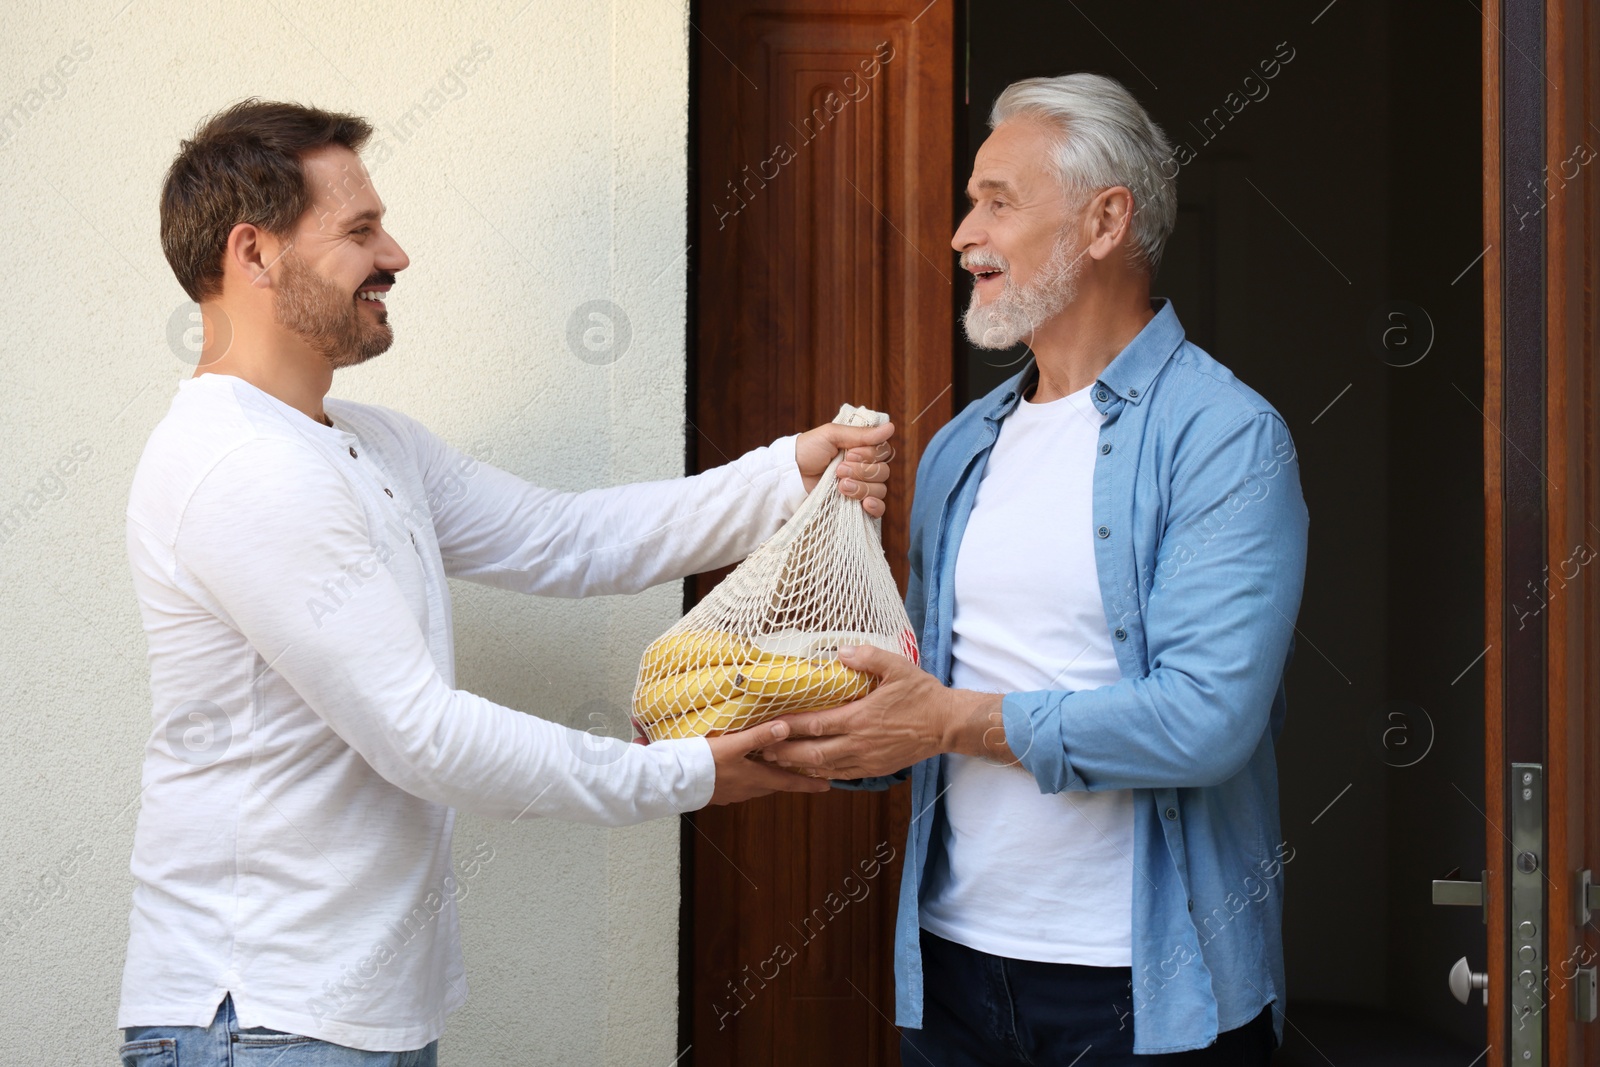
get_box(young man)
[117,100,896,1066]
[765,74,1309,1064]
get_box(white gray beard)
[963,233,1085,350]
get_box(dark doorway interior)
[959,3,1486,1062]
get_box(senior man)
[117,100,897,1067]
[766,73,1309,1064]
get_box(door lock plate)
[1511,763,1544,1065]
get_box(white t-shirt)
[119,372,807,1050]
[918,380,1134,966]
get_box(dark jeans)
[901,929,1275,1066]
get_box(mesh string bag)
[632,404,919,741]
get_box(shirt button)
[1165,806,1178,820]
[1097,525,1110,539]
[384,488,394,497]
[348,446,358,459]
[1095,388,1109,402]
[1114,627,1127,641]
[1100,442,1112,455]
[1187,899,1194,912]
[1128,387,1140,398]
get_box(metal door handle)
[1449,956,1489,1006]
[1432,869,1488,923]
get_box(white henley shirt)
[119,372,806,1050]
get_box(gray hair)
[990,73,1177,276]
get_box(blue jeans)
[901,930,1275,1066]
[119,995,439,1066]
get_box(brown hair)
[160,99,373,301]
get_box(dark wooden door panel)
[690,1,954,1063]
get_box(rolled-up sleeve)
[1001,411,1309,793]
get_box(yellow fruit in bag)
[635,647,878,736]
[651,696,760,739]
[736,656,873,710]
[640,630,755,675]
[631,404,919,742]
[633,664,745,725]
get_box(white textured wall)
[0,3,689,1064]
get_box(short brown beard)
[274,251,392,369]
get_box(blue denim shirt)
[839,299,1308,1054]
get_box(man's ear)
[226,222,286,290]
[1085,186,1135,263]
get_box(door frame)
[1482,0,1599,1063]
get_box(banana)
[735,656,873,712]
[636,629,882,741]
[633,664,744,725]
[650,695,774,739]
[645,657,875,739]
[640,630,758,676]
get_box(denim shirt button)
[1187,898,1194,912]
[1128,387,1140,398]
[1095,388,1109,402]
[1100,442,1112,455]
[1165,806,1178,820]
[1114,627,1127,641]
[1097,525,1110,539]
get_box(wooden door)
[1480,0,1600,1062]
[686,0,955,1063]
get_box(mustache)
[361,270,398,288]
[959,251,1008,273]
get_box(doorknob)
[1449,956,1489,1006]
